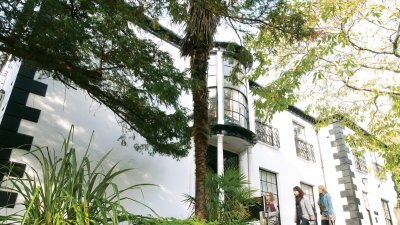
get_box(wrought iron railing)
[255,121,280,148]
[295,138,315,162]
[354,155,368,173]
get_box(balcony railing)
[295,138,315,162]
[354,156,368,173]
[255,121,280,148]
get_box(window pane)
[300,183,315,208]
[223,88,248,128]
[209,54,216,66]
[207,75,216,87]
[259,169,280,215]
[293,122,306,140]
[381,200,393,225]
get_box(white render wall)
[250,110,325,225]
[13,75,329,223]
[0,48,398,224]
[2,72,397,223]
[13,75,196,218]
[317,124,398,225]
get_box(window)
[223,56,247,93]
[255,120,280,148]
[373,162,386,180]
[208,88,217,122]
[300,183,316,209]
[381,199,393,225]
[207,54,217,87]
[259,169,279,207]
[221,56,249,129]
[224,88,248,128]
[293,121,306,140]
[371,152,386,180]
[293,121,315,162]
[206,146,239,173]
[363,192,373,225]
[354,154,368,173]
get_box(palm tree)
[181,0,219,219]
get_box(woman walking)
[264,192,279,225]
[293,186,316,225]
[318,185,335,225]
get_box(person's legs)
[321,220,329,225]
[300,218,310,225]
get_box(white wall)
[250,110,325,225]
[2,72,398,224]
[317,124,398,225]
[12,76,195,218]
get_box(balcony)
[255,121,280,148]
[295,138,315,162]
[354,155,368,173]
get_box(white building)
[0,34,398,225]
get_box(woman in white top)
[293,186,316,225]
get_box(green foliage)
[0,126,155,225]
[184,167,257,224]
[128,216,218,225]
[0,0,192,158]
[246,0,400,192]
[1,0,316,220]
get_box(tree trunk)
[191,49,210,219]
[181,1,219,219]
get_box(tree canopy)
[0,0,192,157]
[245,0,400,189]
[1,0,316,219]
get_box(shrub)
[0,126,155,224]
[184,167,257,224]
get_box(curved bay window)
[207,54,217,87]
[206,51,250,129]
[208,87,217,123]
[224,88,248,128]
[223,56,248,129]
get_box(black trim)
[0,130,33,150]
[8,88,29,105]
[15,75,47,96]
[0,115,21,132]
[287,105,316,124]
[6,102,41,122]
[144,17,253,67]
[248,80,317,124]
[0,149,12,161]
[211,124,257,144]
[0,160,26,180]
[0,191,18,208]
[0,62,47,208]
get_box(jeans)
[321,219,334,225]
[296,218,310,225]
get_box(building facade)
[0,41,398,225]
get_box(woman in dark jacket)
[293,186,316,225]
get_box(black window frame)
[381,199,393,225]
[223,87,248,129]
[300,182,316,210]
